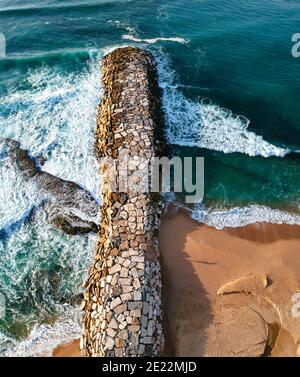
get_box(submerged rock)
[1,137,99,235]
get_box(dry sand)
[160,207,300,357]
[53,206,300,357]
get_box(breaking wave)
[107,19,189,45]
[0,49,108,356]
[0,140,39,229]
[0,51,103,198]
[191,204,300,229]
[0,207,97,356]
[155,53,289,158]
[0,44,297,355]
[122,34,189,45]
[3,307,82,357]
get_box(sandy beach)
[53,339,81,357]
[160,207,300,357]
[53,206,300,357]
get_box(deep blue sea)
[0,0,300,355]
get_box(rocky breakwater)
[81,47,166,357]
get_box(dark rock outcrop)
[1,137,99,235]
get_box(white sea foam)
[0,142,39,229]
[4,307,81,357]
[0,54,103,199]
[191,204,300,229]
[0,210,97,356]
[0,44,295,355]
[0,49,108,356]
[122,34,189,45]
[107,19,189,45]
[0,333,18,355]
[154,53,289,158]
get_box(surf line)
[81,47,166,356]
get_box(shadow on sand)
[159,207,213,356]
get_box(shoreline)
[54,205,300,357]
[53,339,81,357]
[160,207,300,356]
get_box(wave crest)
[122,34,189,45]
[155,53,289,158]
[192,205,300,229]
[3,307,81,357]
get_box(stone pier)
[81,47,165,357]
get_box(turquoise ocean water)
[0,0,300,355]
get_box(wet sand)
[53,206,300,357]
[53,339,81,357]
[160,207,300,357]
